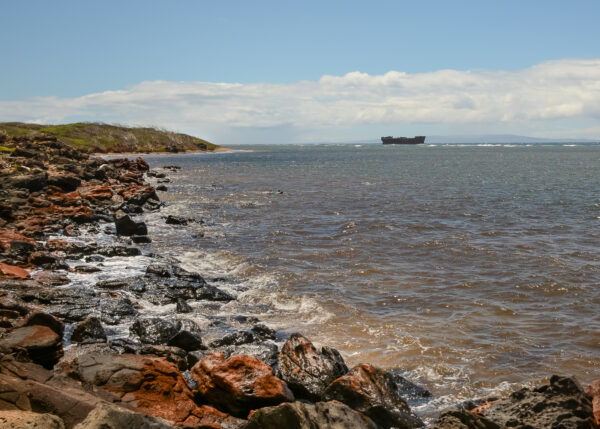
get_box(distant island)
[0,122,220,153]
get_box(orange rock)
[80,184,113,201]
[585,379,600,428]
[0,228,35,250]
[0,262,30,279]
[190,351,294,418]
[471,399,501,415]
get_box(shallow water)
[140,143,600,418]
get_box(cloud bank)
[1,59,599,143]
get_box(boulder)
[165,215,188,225]
[0,263,29,279]
[71,317,107,344]
[73,402,174,429]
[457,375,595,429]
[278,333,348,401]
[0,325,63,369]
[130,317,180,345]
[430,410,500,429]
[191,351,294,418]
[0,410,65,429]
[210,330,256,348]
[60,351,234,427]
[324,363,423,428]
[175,298,193,313]
[114,212,148,236]
[167,330,204,352]
[22,311,65,336]
[47,174,81,192]
[585,379,600,427]
[242,400,379,429]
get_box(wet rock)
[131,234,151,244]
[99,297,138,325]
[156,185,168,191]
[459,375,595,429]
[278,333,348,401]
[167,330,204,352]
[114,212,148,236]
[251,323,277,341]
[130,317,180,345]
[22,311,64,336]
[73,265,102,273]
[176,298,193,313]
[210,330,256,348]
[324,363,424,428]
[146,263,171,277]
[387,369,432,404]
[585,379,600,427]
[85,255,104,262]
[0,325,63,369]
[191,350,294,418]
[96,245,141,257]
[218,342,280,369]
[0,410,66,429]
[73,403,174,429]
[6,172,48,192]
[9,240,36,258]
[242,400,379,429]
[27,251,68,270]
[165,215,188,225]
[71,317,107,344]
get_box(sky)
[1,0,599,144]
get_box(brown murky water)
[143,143,600,419]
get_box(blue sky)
[2,1,600,143]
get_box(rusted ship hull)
[381,136,426,145]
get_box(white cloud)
[1,59,599,143]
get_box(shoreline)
[92,146,234,156]
[0,134,597,428]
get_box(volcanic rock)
[73,403,174,429]
[0,325,63,369]
[0,410,65,429]
[585,379,600,427]
[71,317,107,344]
[278,333,348,401]
[114,212,148,236]
[242,400,379,429]
[323,363,424,428]
[191,350,294,418]
[130,317,180,345]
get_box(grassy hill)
[0,122,220,153]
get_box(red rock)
[0,325,63,369]
[80,184,113,201]
[190,351,294,418]
[585,379,600,427]
[0,228,35,250]
[0,263,30,279]
[119,185,158,205]
[471,399,501,415]
[60,351,243,427]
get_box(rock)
[114,212,148,236]
[167,330,204,352]
[210,330,256,348]
[175,298,193,313]
[585,379,600,427]
[0,263,29,279]
[278,333,348,401]
[130,317,180,345]
[251,324,277,341]
[0,325,63,369]
[387,369,432,406]
[191,351,294,418]
[461,375,595,429]
[7,173,47,192]
[146,263,171,277]
[47,174,81,192]
[0,410,65,429]
[140,345,188,371]
[71,317,107,344]
[324,363,423,428]
[73,403,175,429]
[156,185,168,191]
[60,351,221,427]
[430,410,500,429]
[96,245,141,257]
[218,342,280,369]
[27,251,68,270]
[242,400,379,429]
[99,297,138,325]
[22,311,64,336]
[165,215,188,225]
[131,235,151,244]
[73,265,102,273]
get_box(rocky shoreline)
[0,133,598,428]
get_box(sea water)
[140,143,600,418]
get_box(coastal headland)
[0,130,598,428]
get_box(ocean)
[139,142,600,418]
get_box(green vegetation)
[0,146,15,153]
[0,122,220,153]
